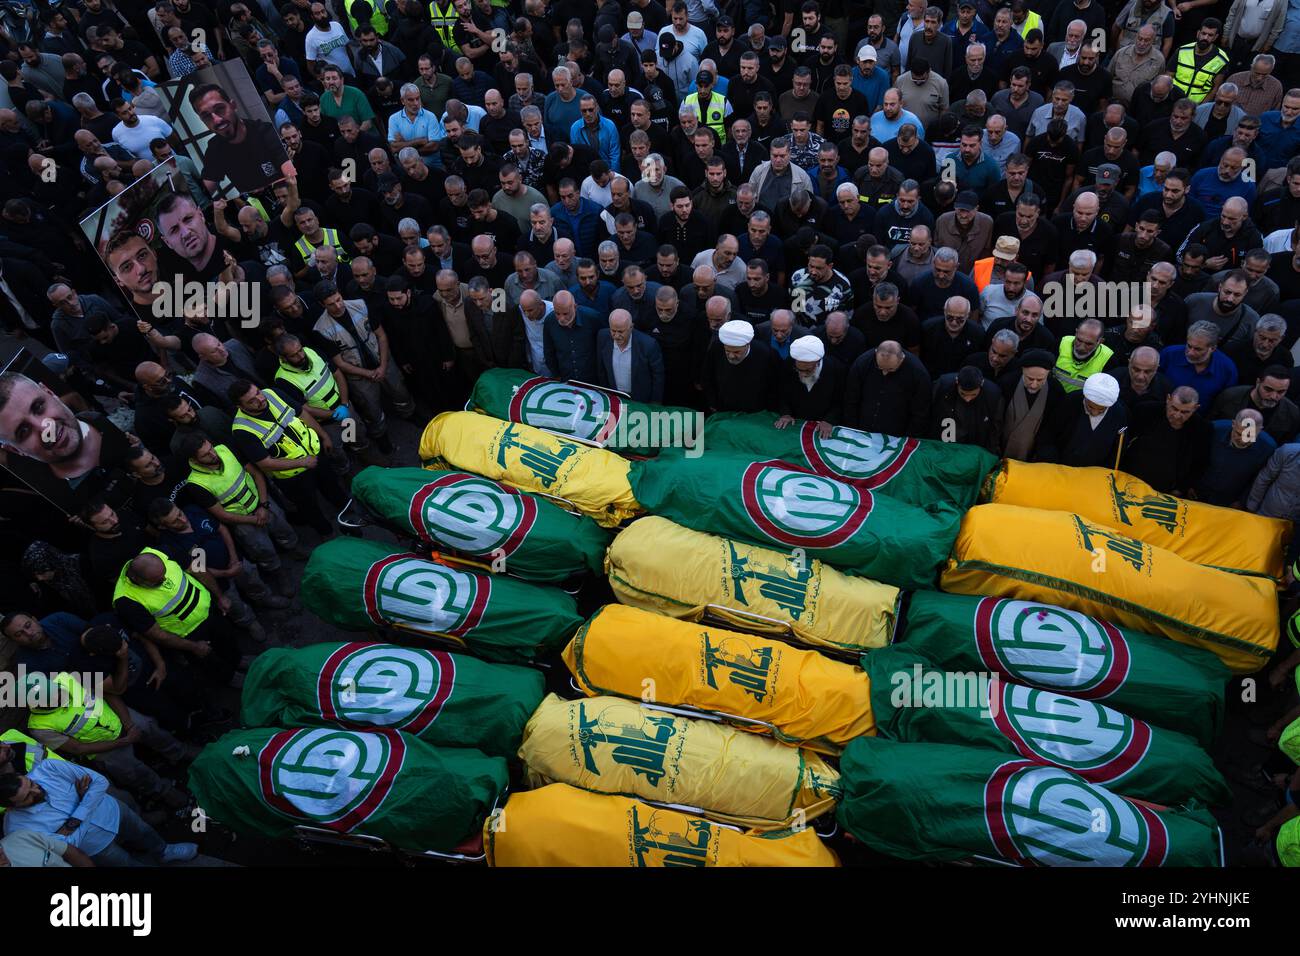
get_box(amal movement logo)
[362,554,490,637]
[991,684,1152,785]
[799,422,919,488]
[974,597,1132,699]
[317,643,457,734]
[984,760,1169,867]
[508,377,623,444]
[408,473,537,556]
[258,727,406,832]
[740,459,872,548]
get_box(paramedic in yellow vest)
[112,548,243,689]
[429,0,462,54]
[312,279,415,459]
[1054,317,1113,392]
[1009,1,1042,38]
[23,667,195,810]
[274,332,374,464]
[291,205,350,279]
[685,69,732,145]
[1171,19,1230,104]
[180,433,302,593]
[227,379,348,538]
[346,0,388,35]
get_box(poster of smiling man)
[159,58,294,200]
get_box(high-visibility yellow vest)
[276,346,341,412]
[0,729,65,772]
[294,227,351,265]
[186,443,260,515]
[684,91,730,144]
[1054,336,1114,392]
[346,0,389,36]
[1279,815,1300,867]
[232,388,321,479]
[113,548,212,638]
[1173,43,1229,103]
[428,0,462,54]
[27,673,123,757]
[1013,10,1042,37]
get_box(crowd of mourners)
[0,0,1299,866]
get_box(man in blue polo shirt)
[1194,408,1276,506]
[1158,319,1239,407]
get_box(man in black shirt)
[1119,386,1213,495]
[189,83,292,196]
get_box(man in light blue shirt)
[871,89,926,142]
[1025,82,1087,144]
[389,83,444,166]
[851,46,891,113]
[571,95,621,171]
[519,289,555,376]
[1137,151,1176,198]
[0,759,197,866]
[981,114,1021,173]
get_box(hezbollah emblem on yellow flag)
[418,411,640,527]
[983,461,1290,579]
[519,694,840,828]
[606,516,898,655]
[486,784,839,867]
[564,604,875,752]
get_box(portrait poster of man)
[158,58,294,200]
[79,158,235,322]
[0,349,136,514]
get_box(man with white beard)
[775,334,844,428]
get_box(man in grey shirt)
[1185,271,1259,348]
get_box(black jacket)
[842,349,932,437]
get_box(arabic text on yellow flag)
[520,694,841,829]
[417,411,640,527]
[983,460,1291,579]
[606,516,898,655]
[486,783,839,867]
[563,604,875,753]
[941,504,1279,673]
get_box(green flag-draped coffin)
[302,538,584,664]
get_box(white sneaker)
[162,842,199,863]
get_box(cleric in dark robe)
[996,348,1069,461]
[1037,371,1128,467]
[776,334,844,424]
[189,82,294,196]
[703,319,779,413]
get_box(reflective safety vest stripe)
[186,443,260,515]
[346,0,388,35]
[1013,11,1042,37]
[232,388,321,479]
[1173,44,1228,103]
[684,92,729,144]
[276,347,341,411]
[26,673,123,755]
[428,0,462,53]
[1054,337,1114,392]
[0,728,65,772]
[294,227,350,265]
[112,547,212,638]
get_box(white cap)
[857,44,878,62]
[718,320,755,346]
[789,336,824,362]
[1082,372,1120,407]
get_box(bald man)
[543,288,599,382]
[111,549,241,689]
[130,361,210,456]
[192,333,266,409]
[596,308,664,403]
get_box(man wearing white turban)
[704,318,779,414]
[1042,369,1130,468]
[776,332,845,430]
